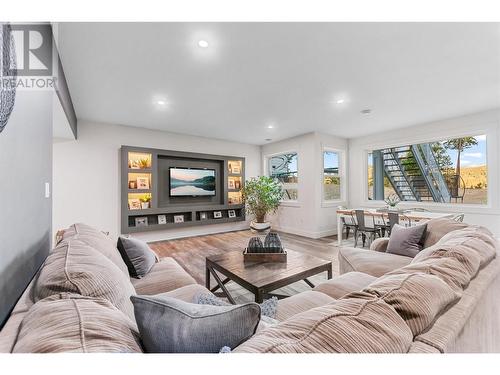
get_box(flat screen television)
[169,167,216,197]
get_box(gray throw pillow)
[386,223,428,258]
[117,236,156,278]
[131,295,261,353]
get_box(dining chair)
[387,212,400,234]
[341,212,358,240]
[354,210,380,248]
[451,213,465,222]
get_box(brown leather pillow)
[13,293,142,353]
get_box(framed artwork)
[234,180,241,189]
[135,217,148,227]
[231,165,241,174]
[136,176,150,190]
[174,215,184,223]
[228,210,236,218]
[128,198,141,210]
[130,160,140,169]
[228,179,235,189]
[158,215,167,225]
[200,212,207,220]
[213,211,222,219]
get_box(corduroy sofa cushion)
[131,257,197,295]
[12,293,142,353]
[422,218,468,249]
[417,226,498,268]
[388,255,479,293]
[355,273,460,336]
[62,223,130,276]
[34,239,136,320]
[313,272,377,299]
[233,297,413,353]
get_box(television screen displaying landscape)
[169,168,216,196]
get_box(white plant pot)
[250,221,271,231]
[141,202,150,209]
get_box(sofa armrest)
[370,238,389,252]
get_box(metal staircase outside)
[381,144,451,203]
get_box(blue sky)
[366,134,487,168]
[442,134,487,168]
[324,151,339,169]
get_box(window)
[367,134,487,205]
[323,150,342,201]
[268,152,298,201]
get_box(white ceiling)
[57,23,500,145]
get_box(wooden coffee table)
[205,249,332,303]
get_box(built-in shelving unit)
[121,146,245,234]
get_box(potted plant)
[384,193,400,211]
[140,194,151,209]
[241,176,284,231]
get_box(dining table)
[335,208,456,246]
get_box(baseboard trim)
[272,225,338,239]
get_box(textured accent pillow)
[131,295,260,353]
[233,297,413,353]
[386,224,427,257]
[195,293,278,319]
[356,273,460,336]
[117,236,157,278]
[34,239,137,321]
[13,293,142,353]
[423,218,468,248]
[61,223,130,276]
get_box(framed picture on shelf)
[128,180,137,189]
[158,215,167,225]
[136,176,150,190]
[135,217,148,227]
[128,198,141,210]
[174,215,184,223]
[213,211,222,219]
[228,210,236,218]
[129,160,140,169]
[234,180,241,189]
[200,212,207,220]
[228,179,235,189]
[231,165,241,174]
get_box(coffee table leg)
[255,289,264,304]
[327,266,332,279]
[209,267,236,305]
[304,278,315,288]
[205,263,211,289]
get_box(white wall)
[261,132,348,238]
[53,121,261,241]
[348,109,500,236]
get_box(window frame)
[264,150,300,206]
[321,147,346,206]
[363,132,491,209]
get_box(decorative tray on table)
[243,232,287,263]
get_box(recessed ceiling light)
[156,100,167,106]
[361,109,372,114]
[335,99,346,105]
[267,124,274,129]
[198,40,209,48]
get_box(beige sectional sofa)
[0,220,498,353]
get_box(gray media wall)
[0,90,53,328]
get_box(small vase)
[141,202,150,209]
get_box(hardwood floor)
[149,230,343,303]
